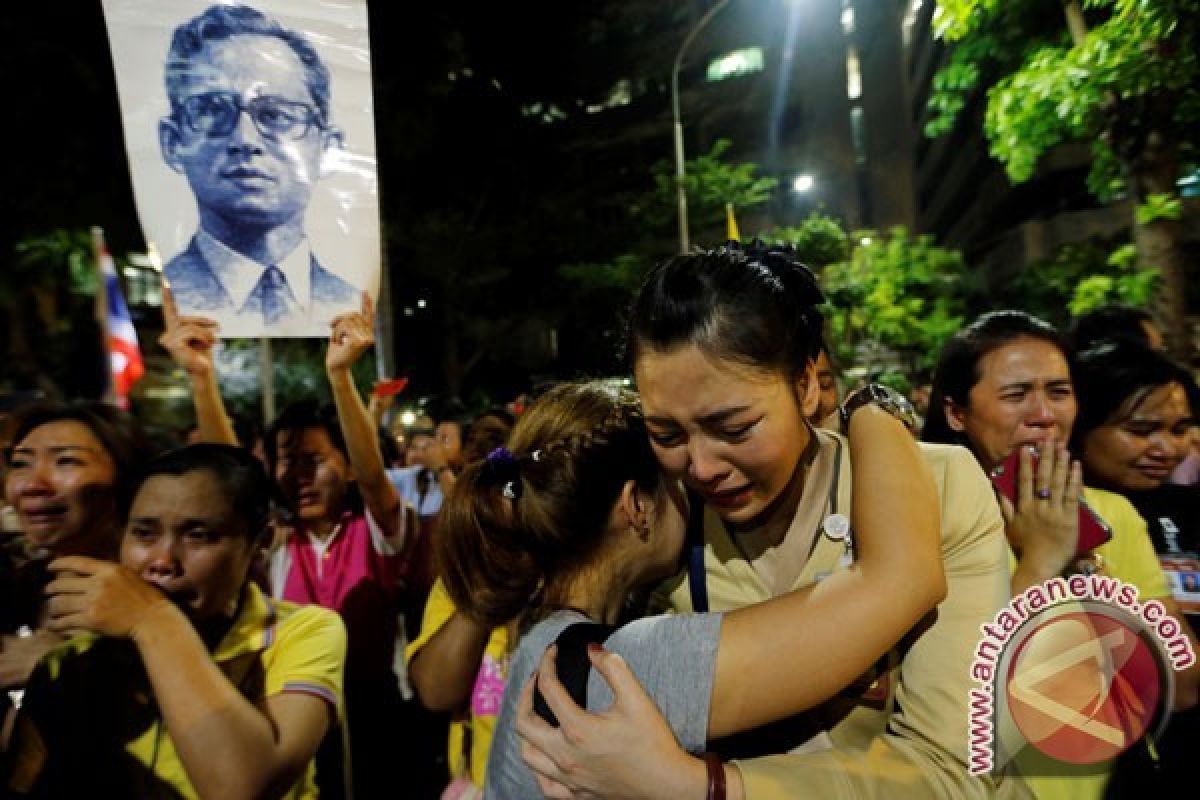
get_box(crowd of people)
[1,242,1197,800]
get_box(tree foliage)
[818,227,971,376]
[560,139,779,294]
[646,139,779,231]
[1000,238,1158,322]
[928,0,1199,356]
[929,0,1200,198]
[761,211,852,268]
[1,229,110,399]
[212,339,376,420]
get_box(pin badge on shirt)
[823,513,850,542]
[823,513,854,568]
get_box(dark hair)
[472,407,517,431]
[625,241,826,378]
[462,407,517,464]
[437,382,658,629]
[8,402,151,518]
[1069,305,1156,351]
[1071,340,1197,451]
[922,311,1072,445]
[165,4,333,125]
[133,444,272,542]
[265,401,362,513]
[231,415,262,452]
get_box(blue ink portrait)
[159,4,359,333]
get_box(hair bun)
[728,239,825,308]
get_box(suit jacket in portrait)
[165,235,359,336]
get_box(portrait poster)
[101,0,380,337]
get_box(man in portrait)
[159,4,359,333]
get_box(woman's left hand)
[326,292,375,373]
[44,556,172,639]
[516,645,706,800]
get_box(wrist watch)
[839,383,919,434]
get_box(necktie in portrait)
[254,265,292,325]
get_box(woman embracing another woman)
[439,243,1026,799]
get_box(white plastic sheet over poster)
[101,0,379,337]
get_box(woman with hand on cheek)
[4,444,346,800]
[1,403,146,749]
[923,312,1197,800]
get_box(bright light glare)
[793,174,815,192]
[706,47,765,82]
[400,410,417,427]
[860,236,873,246]
[417,298,428,309]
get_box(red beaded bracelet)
[702,752,726,800]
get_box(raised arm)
[325,293,404,545]
[159,283,237,446]
[42,557,337,800]
[708,403,944,737]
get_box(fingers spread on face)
[1017,445,1035,506]
[1035,439,1055,495]
[1050,442,1070,504]
[1065,460,1083,510]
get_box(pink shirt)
[269,510,405,685]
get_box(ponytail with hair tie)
[436,382,659,630]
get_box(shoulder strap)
[533,621,615,726]
[828,435,844,516]
[685,489,710,613]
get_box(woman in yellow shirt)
[5,445,346,799]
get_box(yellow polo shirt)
[406,578,510,788]
[8,583,346,799]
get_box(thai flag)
[100,248,144,406]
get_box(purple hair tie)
[483,447,522,499]
[486,447,515,466]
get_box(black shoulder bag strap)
[532,621,616,727]
[685,489,710,613]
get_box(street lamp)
[672,0,735,254]
[792,173,815,193]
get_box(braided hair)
[437,382,658,628]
